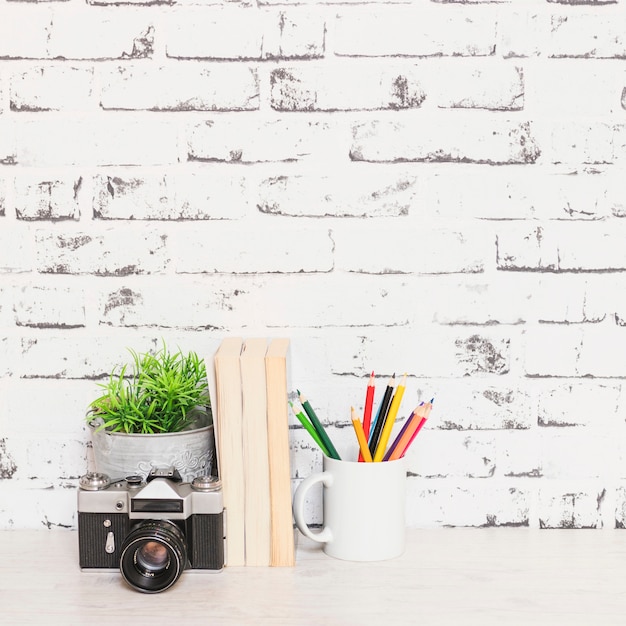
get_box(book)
[264,338,295,567]
[213,336,245,567]
[240,337,271,566]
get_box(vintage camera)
[77,467,225,593]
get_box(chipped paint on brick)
[455,335,509,375]
[103,287,143,317]
[0,439,17,479]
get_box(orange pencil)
[351,407,373,463]
[390,402,432,461]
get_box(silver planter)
[89,414,215,483]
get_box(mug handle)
[292,471,333,544]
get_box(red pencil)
[358,371,375,462]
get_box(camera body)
[77,468,224,592]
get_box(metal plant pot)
[89,411,215,483]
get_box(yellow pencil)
[351,407,373,463]
[373,373,407,462]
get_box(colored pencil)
[358,371,376,462]
[373,373,407,462]
[387,413,426,461]
[382,404,421,462]
[297,391,341,460]
[396,417,427,459]
[368,374,395,457]
[351,407,373,463]
[289,401,330,457]
[399,400,433,458]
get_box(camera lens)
[136,541,170,574]
[120,520,187,593]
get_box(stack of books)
[213,337,295,567]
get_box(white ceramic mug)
[292,455,407,561]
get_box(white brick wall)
[2,0,626,531]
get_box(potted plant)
[86,343,215,482]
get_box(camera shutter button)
[125,475,143,488]
[191,476,221,492]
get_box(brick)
[350,119,541,164]
[256,168,417,217]
[0,6,154,60]
[527,61,624,117]
[524,325,626,378]
[540,430,618,479]
[290,440,324,493]
[497,222,626,272]
[327,328,511,378]
[615,487,626,528]
[432,61,524,110]
[10,66,95,112]
[93,168,249,220]
[538,483,607,528]
[166,8,324,60]
[100,64,259,111]
[0,120,16,164]
[48,8,154,60]
[0,338,10,377]
[334,7,497,57]
[35,228,169,275]
[14,173,81,220]
[0,289,9,328]
[87,0,178,4]
[0,226,35,273]
[606,275,626,326]
[548,0,618,4]
[14,285,85,328]
[172,223,333,273]
[15,117,179,166]
[0,481,78,529]
[425,381,533,431]
[408,431,496,478]
[193,274,420,328]
[0,435,18,480]
[528,275,606,324]
[548,120,622,165]
[0,6,52,59]
[332,223,489,274]
[430,275,537,326]
[187,118,343,163]
[98,282,246,329]
[548,11,626,58]
[0,176,5,216]
[537,381,622,428]
[17,335,163,379]
[406,480,530,527]
[270,65,426,111]
[498,431,542,478]
[8,435,87,481]
[432,0,511,3]
[498,11,548,58]
[2,379,96,435]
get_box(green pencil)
[297,391,341,460]
[289,401,330,457]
